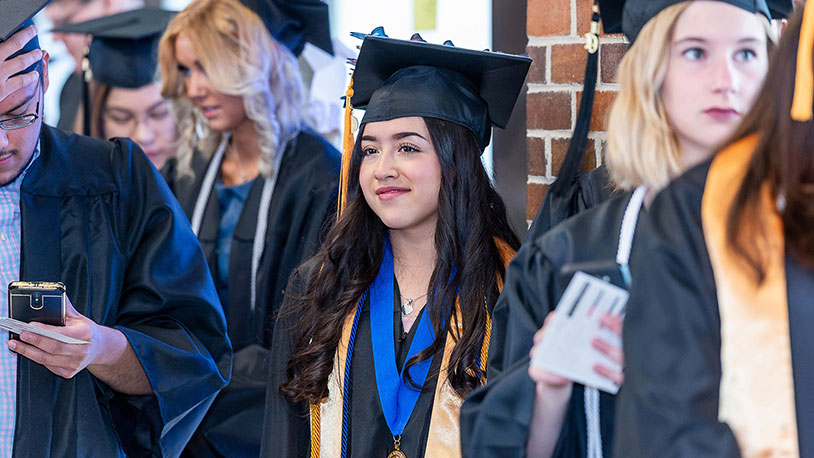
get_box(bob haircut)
[606,1,775,192]
[157,0,303,178]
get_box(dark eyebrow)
[3,93,35,116]
[394,132,427,141]
[361,131,428,143]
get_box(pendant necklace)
[229,145,249,183]
[387,435,407,458]
[400,292,428,316]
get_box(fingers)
[4,72,38,95]
[592,337,624,366]
[8,338,86,378]
[0,25,38,62]
[593,363,624,386]
[1,49,43,80]
[599,313,623,336]
[529,311,557,359]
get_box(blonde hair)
[606,2,776,192]
[158,0,303,178]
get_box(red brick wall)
[525,0,628,224]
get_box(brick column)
[525,0,628,225]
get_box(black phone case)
[8,283,66,327]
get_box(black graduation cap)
[50,8,175,88]
[0,0,50,76]
[622,0,772,42]
[350,35,531,151]
[239,0,332,56]
[768,0,795,20]
[0,0,49,40]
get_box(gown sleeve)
[488,240,559,376]
[105,141,232,457]
[460,358,536,458]
[614,168,741,457]
[463,238,577,458]
[261,263,313,458]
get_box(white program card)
[531,271,627,394]
[0,317,89,345]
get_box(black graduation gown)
[261,259,445,458]
[461,191,637,458]
[162,130,340,457]
[526,165,615,241]
[14,125,232,457]
[613,160,814,457]
[56,72,82,133]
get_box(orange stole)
[310,240,515,458]
[701,135,798,457]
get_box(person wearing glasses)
[0,10,231,458]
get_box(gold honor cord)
[791,0,814,121]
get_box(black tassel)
[549,5,600,198]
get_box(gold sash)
[701,135,798,457]
[310,240,514,458]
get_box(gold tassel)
[310,403,321,458]
[791,0,814,121]
[338,75,356,219]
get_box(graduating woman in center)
[261,35,530,457]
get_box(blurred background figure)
[158,0,341,456]
[50,8,178,168]
[43,0,143,132]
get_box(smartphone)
[8,281,66,327]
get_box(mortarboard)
[622,0,773,42]
[336,33,531,215]
[239,0,332,56]
[0,0,51,76]
[350,36,531,151]
[768,0,795,20]
[0,0,49,40]
[50,8,176,88]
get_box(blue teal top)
[215,178,256,308]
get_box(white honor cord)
[250,147,284,312]
[616,185,647,268]
[191,135,230,236]
[585,387,602,458]
[190,134,284,313]
[585,185,647,458]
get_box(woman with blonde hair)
[461,1,785,457]
[158,0,340,456]
[618,3,814,455]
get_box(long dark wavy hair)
[280,117,520,404]
[724,7,814,280]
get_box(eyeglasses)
[0,79,40,131]
[0,99,39,130]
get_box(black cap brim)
[0,0,49,40]
[622,0,771,42]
